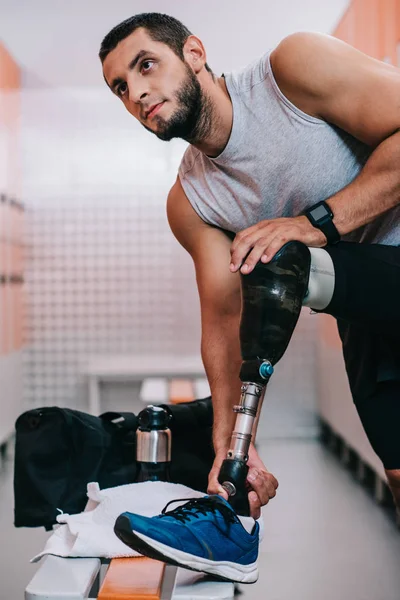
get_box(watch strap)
[317,217,340,245]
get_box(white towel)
[31,481,264,563]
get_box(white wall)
[1,0,350,87]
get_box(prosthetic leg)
[218,241,311,515]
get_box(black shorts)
[319,242,400,470]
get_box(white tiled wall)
[24,191,200,406]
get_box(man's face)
[102,28,203,141]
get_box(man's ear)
[183,35,207,74]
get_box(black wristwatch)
[304,200,340,245]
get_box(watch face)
[310,205,329,221]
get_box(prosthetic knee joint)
[218,241,311,515]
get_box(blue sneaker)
[114,495,259,583]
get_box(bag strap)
[99,411,138,432]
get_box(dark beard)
[143,64,213,143]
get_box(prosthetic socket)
[218,241,311,516]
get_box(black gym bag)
[13,397,214,530]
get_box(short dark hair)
[99,12,213,74]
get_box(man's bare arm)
[167,178,279,515]
[271,32,400,236]
[167,177,242,452]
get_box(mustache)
[141,101,164,120]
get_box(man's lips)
[146,102,164,119]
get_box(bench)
[26,556,234,599]
[25,555,102,600]
[26,378,233,600]
[84,355,205,415]
[139,378,210,405]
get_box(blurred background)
[1,1,400,599]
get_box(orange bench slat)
[98,557,165,600]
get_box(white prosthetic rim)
[303,247,335,310]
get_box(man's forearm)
[327,129,400,235]
[201,314,243,453]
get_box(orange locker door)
[353,0,381,58]
[334,2,356,45]
[378,0,398,63]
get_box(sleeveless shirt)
[178,51,399,245]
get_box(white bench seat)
[139,377,169,404]
[174,569,234,599]
[193,378,210,399]
[25,555,101,600]
[139,377,210,406]
[84,354,205,415]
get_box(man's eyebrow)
[109,49,150,93]
[128,49,149,71]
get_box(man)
[100,13,400,582]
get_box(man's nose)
[129,81,149,106]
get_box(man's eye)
[117,83,128,97]
[141,60,154,73]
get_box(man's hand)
[207,444,279,519]
[230,215,326,274]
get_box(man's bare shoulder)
[270,32,400,144]
[167,177,230,257]
[270,32,345,116]
[270,31,345,84]
[272,31,338,61]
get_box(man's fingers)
[230,225,259,255]
[231,232,292,273]
[257,468,279,491]
[207,468,229,499]
[269,472,279,490]
[239,241,271,274]
[247,468,278,506]
[230,228,272,271]
[260,232,294,263]
[229,236,253,272]
[248,491,261,520]
[208,481,229,500]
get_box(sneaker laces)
[159,496,238,525]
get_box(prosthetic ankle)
[218,241,311,516]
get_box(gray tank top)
[178,51,399,245]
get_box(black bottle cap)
[138,405,170,431]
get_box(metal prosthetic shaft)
[219,380,269,515]
[229,383,265,464]
[218,241,311,516]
